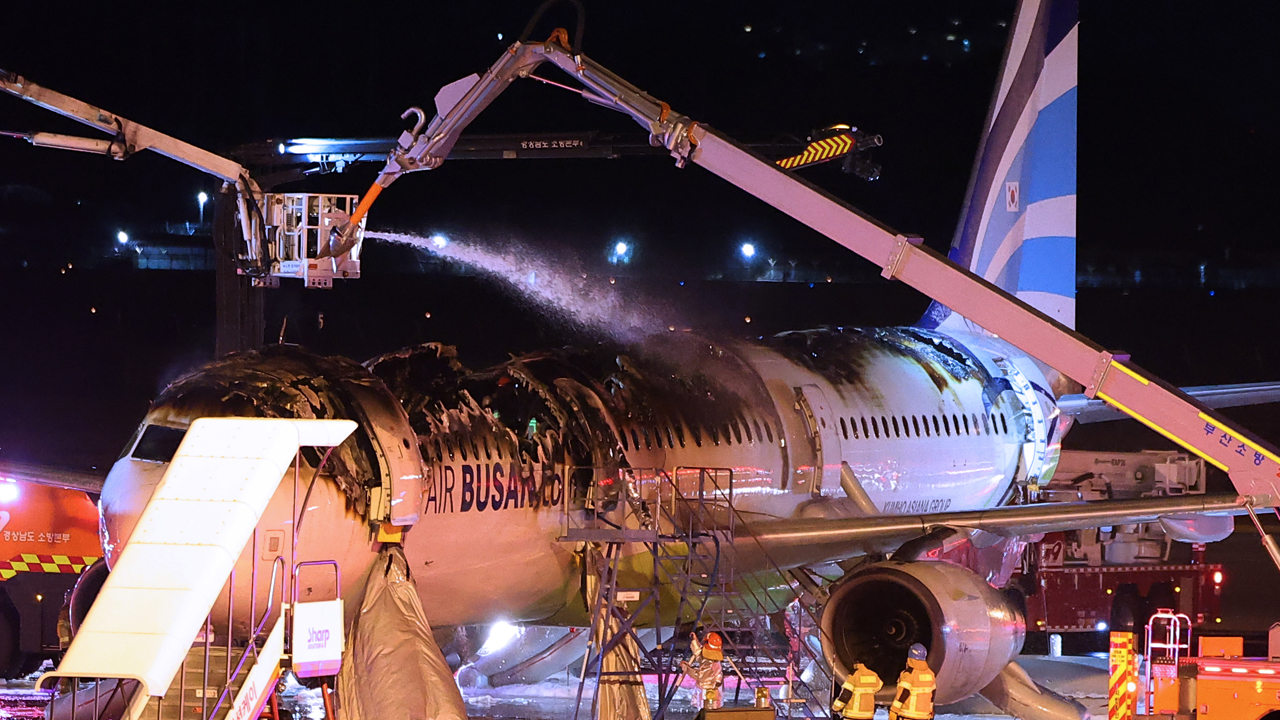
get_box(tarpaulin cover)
[336,546,466,720]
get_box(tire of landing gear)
[1109,584,1145,636]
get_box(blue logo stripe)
[1015,235,1076,296]
[1023,87,1077,206]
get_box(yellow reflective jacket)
[832,663,882,719]
[890,658,936,719]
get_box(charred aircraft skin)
[98,326,1057,680]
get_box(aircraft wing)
[1059,382,1280,424]
[0,460,106,493]
[734,493,1245,571]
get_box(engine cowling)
[819,560,1024,705]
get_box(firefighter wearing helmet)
[889,643,936,720]
[832,662,882,719]
[681,630,725,713]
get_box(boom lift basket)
[259,192,364,288]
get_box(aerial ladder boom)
[338,36,1280,511]
[1,69,366,290]
[0,69,268,269]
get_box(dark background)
[2,2,1280,630]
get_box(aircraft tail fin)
[921,0,1078,331]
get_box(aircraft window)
[901,416,910,437]
[891,416,900,438]
[483,437,493,461]
[691,425,703,447]
[912,416,921,437]
[631,428,641,450]
[919,415,929,437]
[860,417,870,439]
[764,423,774,444]
[941,415,950,436]
[731,420,743,445]
[458,439,468,461]
[742,416,754,443]
[710,425,721,446]
[642,427,652,450]
[982,414,991,435]
[930,415,939,436]
[950,415,960,436]
[674,424,686,448]
[1000,413,1009,434]
[131,424,187,463]
[471,440,481,461]
[665,426,676,448]
[620,430,630,451]
[840,417,849,440]
[972,414,981,437]
[652,427,663,449]
[962,415,970,435]
[118,424,145,461]
[871,418,880,439]
[752,419,763,442]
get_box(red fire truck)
[1017,450,1225,639]
[0,475,101,678]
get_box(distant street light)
[740,242,756,259]
[197,192,209,224]
[609,239,633,265]
[116,231,129,244]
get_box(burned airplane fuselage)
[99,326,1060,630]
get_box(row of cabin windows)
[429,434,512,464]
[619,415,777,452]
[838,411,1009,441]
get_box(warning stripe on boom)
[776,134,854,170]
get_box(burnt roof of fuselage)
[760,327,997,403]
[150,344,382,506]
[465,333,781,433]
[155,344,374,418]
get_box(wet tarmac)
[0,655,1109,719]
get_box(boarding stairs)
[559,466,831,719]
[36,418,355,720]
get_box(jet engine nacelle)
[819,560,1024,705]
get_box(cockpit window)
[131,425,188,463]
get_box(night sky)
[1,1,1279,468]
[4,2,1276,263]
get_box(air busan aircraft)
[13,1,1280,719]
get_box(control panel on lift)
[256,192,365,289]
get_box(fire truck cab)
[0,479,101,678]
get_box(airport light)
[609,239,632,265]
[116,231,129,245]
[1095,620,1108,632]
[197,192,208,224]
[479,621,520,655]
[430,234,449,249]
[740,242,756,259]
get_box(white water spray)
[368,231,675,342]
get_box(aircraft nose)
[98,456,168,568]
